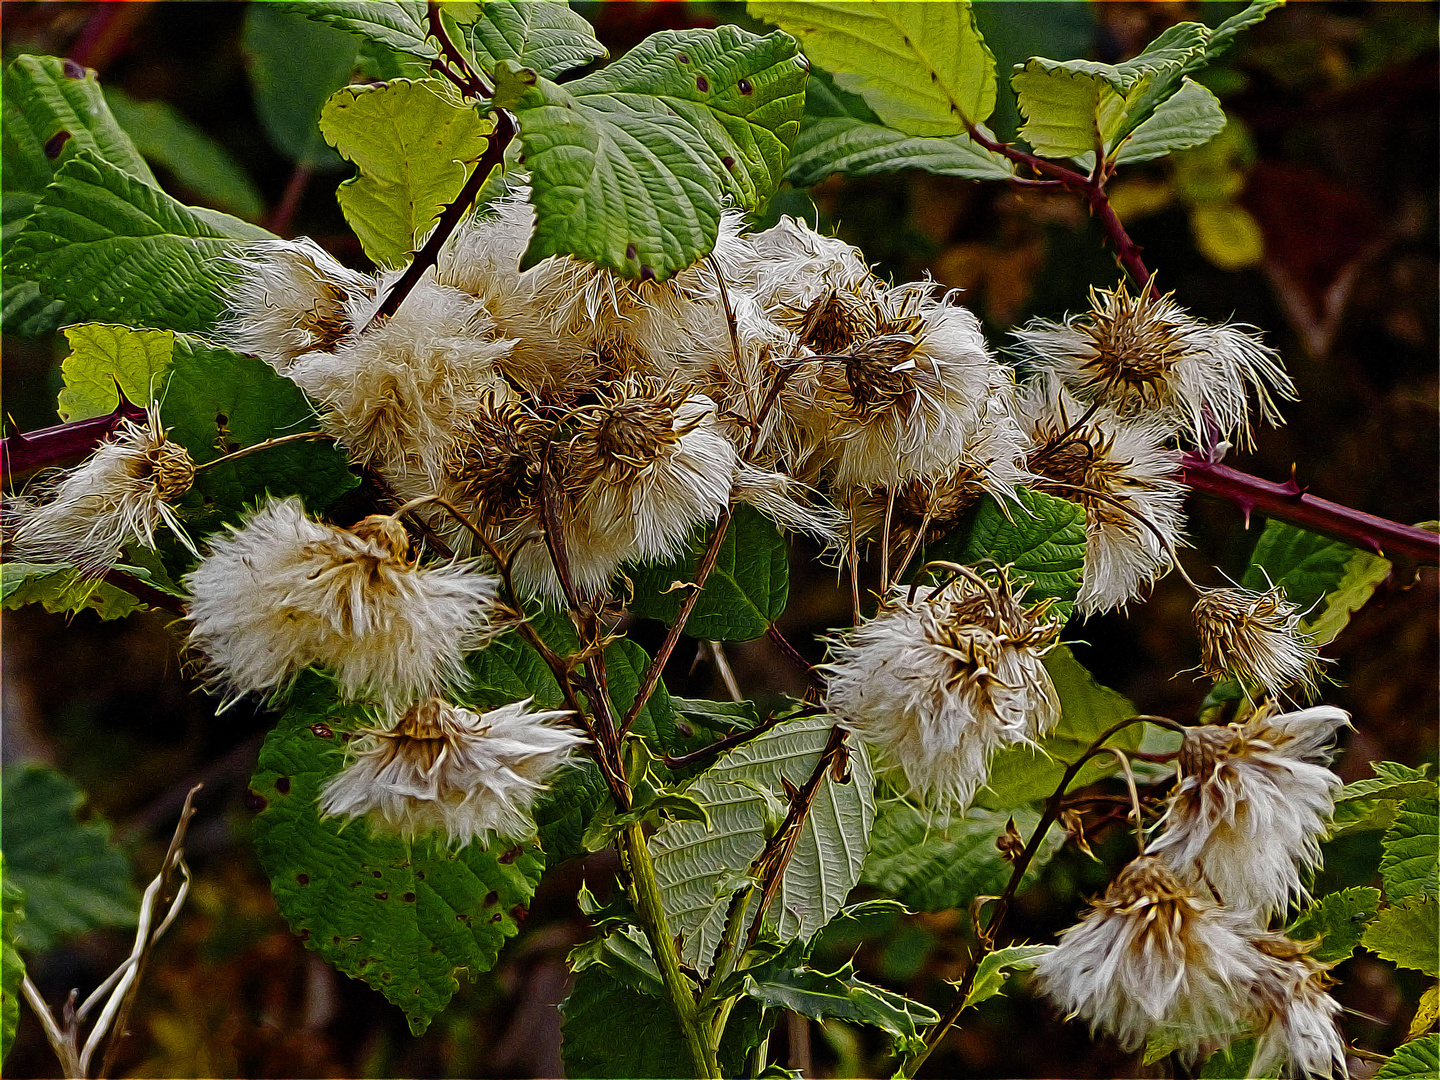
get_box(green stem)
[623,822,719,1079]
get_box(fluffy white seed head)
[1247,934,1348,1080]
[1194,585,1324,701]
[319,697,586,846]
[823,571,1061,812]
[1034,855,1263,1059]
[1012,281,1295,450]
[184,497,502,706]
[5,404,195,574]
[1147,705,1349,917]
[743,215,879,315]
[1019,377,1187,616]
[218,238,374,373]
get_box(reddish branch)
[1,393,146,481]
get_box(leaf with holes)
[320,79,494,268]
[978,646,1144,810]
[750,1,996,136]
[1287,887,1382,964]
[650,716,873,975]
[249,675,545,1034]
[861,804,1064,913]
[6,151,270,334]
[626,505,789,641]
[460,1,607,81]
[493,23,805,280]
[1363,896,1439,977]
[1381,799,1439,903]
[0,765,136,953]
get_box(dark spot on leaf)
[640,266,656,282]
[298,928,310,940]
[349,881,360,888]
[676,720,694,737]
[414,988,422,995]
[382,972,392,982]
[244,789,267,812]
[625,244,637,260]
[722,156,735,171]
[456,913,470,923]
[696,74,709,92]
[215,412,228,426]
[490,913,503,923]
[332,936,341,944]
[498,845,522,864]
[563,101,572,110]
[275,776,290,794]
[297,873,309,885]
[226,442,241,454]
[341,731,354,742]
[430,944,439,952]
[62,59,85,79]
[511,905,528,924]
[903,35,911,45]
[678,53,689,64]
[484,891,498,906]
[667,109,678,117]
[374,892,388,900]
[372,870,383,878]
[44,131,70,159]
[310,723,334,738]
[738,78,753,95]
[402,892,415,902]
[416,870,425,880]
[930,72,938,83]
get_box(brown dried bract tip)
[1026,417,1135,529]
[348,513,410,561]
[784,287,877,355]
[447,396,551,524]
[1177,723,1246,780]
[932,569,1060,654]
[372,698,454,773]
[1193,585,1322,699]
[145,438,196,501]
[1102,855,1195,914]
[1078,281,1186,407]
[853,469,985,549]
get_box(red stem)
[2,395,147,482]
[1180,453,1439,566]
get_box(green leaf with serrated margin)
[0,765,136,952]
[861,804,1063,913]
[1377,1035,1440,1080]
[242,5,358,169]
[497,23,805,280]
[1304,547,1392,647]
[461,1,607,81]
[274,0,436,59]
[1,855,25,1065]
[320,79,494,268]
[1242,519,1357,620]
[1287,886,1382,963]
[56,323,174,421]
[627,505,789,641]
[7,151,270,334]
[1381,799,1439,903]
[1,561,151,620]
[1338,762,1436,804]
[949,488,1086,620]
[734,955,939,1046]
[103,88,265,221]
[978,646,1143,810]
[750,1,996,136]
[250,675,544,1034]
[670,697,762,735]
[965,943,1055,1008]
[560,963,770,1078]
[1111,78,1226,165]
[1363,896,1439,976]
[1198,1038,1258,1079]
[651,717,874,974]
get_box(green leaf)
[1381,799,1439,903]
[1,856,25,1065]
[569,925,664,998]
[249,675,544,1035]
[928,487,1087,621]
[1198,1038,1258,1079]
[650,717,874,974]
[964,943,1056,1009]
[560,963,770,1078]
[1363,896,1439,977]
[1287,886,1382,963]
[320,79,494,268]
[978,646,1142,810]
[274,0,437,60]
[498,23,806,280]
[787,115,1015,185]
[460,1,608,81]
[1304,547,1393,647]
[670,697,763,736]
[735,955,939,1047]
[242,5,358,169]
[1,561,151,620]
[1111,78,1226,165]
[1377,1035,1440,1080]
[2,53,156,197]
[55,324,358,536]
[861,803,1064,913]
[627,505,790,642]
[102,88,265,221]
[7,150,270,334]
[750,1,997,135]
[0,764,136,952]
[1241,519,1361,621]
[1338,762,1436,804]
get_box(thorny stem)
[367,108,516,328]
[700,885,757,1054]
[426,0,491,98]
[1,394,147,480]
[898,714,1182,1078]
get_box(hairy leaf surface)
[1362,896,1439,977]
[1287,886,1383,964]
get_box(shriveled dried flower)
[1194,584,1324,700]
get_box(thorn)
[1279,464,1306,498]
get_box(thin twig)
[660,707,824,770]
[765,624,824,690]
[706,640,744,702]
[192,431,331,472]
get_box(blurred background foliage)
[1,2,1436,1077]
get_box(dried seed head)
[1247,932,1347,1080]
[319,697,587,846]
[5,404,196,574]
[1148,705,1349,917]
[446,396,551,525]
[564,376,694,486]
[1193,585,1323,700]
[851,469,986,554]
[782,286,878,355]
[1073,283,1187,405]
